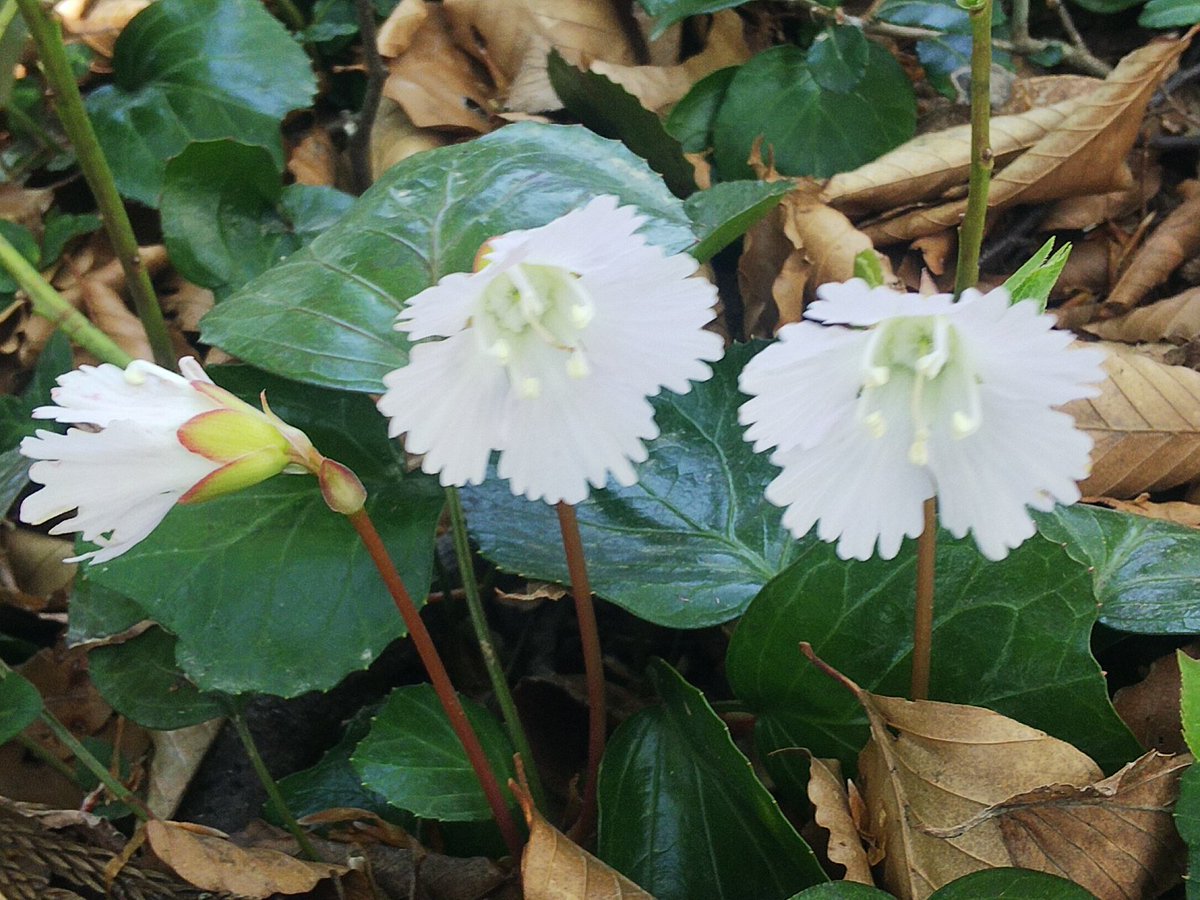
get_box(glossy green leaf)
[548,51,694,198]
[808,26,870,93]
[1035,504,1200,634]
[353,684,516,821]
[463,342,800,628]
[85,0,316,205]
[727,533,1139,803]
[713,44,915,180]
[1067,0,1141,12]
[40,212,100,265]
[0,668,42,743]
[930,868,1097,898]
[598,659,826,899]
[89,627,227,730]
[684,180,793,262]
[788,886,890,899]
[161,141,352,296]
[0,220,39,293]
[201,122,695,393]
[1176,765,1200,900]
[665,66,737,154]
[1181,652,1200,757]
[1003,237,1071,312]
[85,368,444,697]
[67,578,148,646]
[636,0,751,38]
[1140,0,1200,26]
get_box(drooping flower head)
[20,357,365,564]
[378,195,724,504]
[738,279,1106,561]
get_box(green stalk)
[38,708,153,820]
[954,0,994,295]
[15,0,174,369]
[0,231,132,365]
[444,486,547,811]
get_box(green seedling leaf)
[86,368,444,697]
[599,659,827,898]
[40,212,101,265]
[636,0,751,38]
[853,248,887,287]
[1141,0,1200,26]
[0,668,42,743]
[807,25,870,93]
[85,0,316,205]
[0,219,40,294]
[161,140,352,297]
[1177,765,1200,900]
[727,532,1139,803]
[353,684,516,821]
[201,122,694,393]
[548,50,695,198]
[684,180,793,262]
[1036,504,1200,634]
[1180,651,1200,757]
[1002,237,1071,311]
[463,343,801,629]
[665,66,737,155]
[89,627,227,730]
[713,43,915,180]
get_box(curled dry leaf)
[1088,494,1200,529]
[376,0,429,56]
[80,279,154,362]
[1113,642,1200,754]
[1040,153,1161,232]
[370,99,449,178]
[146,720,223,820]
[1002,74,1104,113]
[927,752,1190,900]
[145,820,344,898]
[1103,186,1200,316]
[54,0,151,61]
[1086,287,1200,345]
[513,779,654,899]
[1064,341,1200,497]
[287,126,341,188]
[807,755,875,884]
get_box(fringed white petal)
[34,360,215,428]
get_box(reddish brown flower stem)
[556,502,605,842]
[911,498,937,700]
[348,508,523,859]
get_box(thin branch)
[954,0,994,294]
[350,0,388,192]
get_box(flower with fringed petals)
[377,195,725,504]
[737,279,1106,562]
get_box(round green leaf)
[85,0,316,205]
[930,868,1097,898]
[598,659,827,899]
[726,533,1139,802]
[201,122,695,392]
[89,627,227,730]
[1140,0,1200,27]
[352,684,516,821]
[85,369,444,697]
[788,886,891,899]
[462,343,802,629]
[807,26,870,93]
[0,669,42,743]
[713,44,915,180]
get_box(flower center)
[856,315,983,465]
[473,263,595,399]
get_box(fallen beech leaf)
[1113,642,1200,753]
[1085,287,1200,345]
[1040,154,1161,232]
[513,780,654,899]
[287,126,340,187]
[369,99,449,178]
[376,0,429,56]
[146,720,223,819]
[1088,494,1200,529]
[808,756,874,884]
[79,279,154,361]
[1004,74,1104,113]
[1064,342,1200,497]
[145,820,343,898]
[930,752,1189,900]
[1103,187,1200,316]
[54,0,151,61]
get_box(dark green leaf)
[0,330,72,450]
[89,627,227,729]
[1035,504,1200,634]
[930,868,1097,898]
[1003,237,1070,312]
[665,66,737,155]
[1177,765,1200,900]
[40,212,101,265]
[788,886,891,899]
[1140,0,1200,26]
[636,0,751,38]
[713,44,915,180]
[0,669,42,743]
[0,9,27,109]
[85,0,316,205]
[0,220,39,293]
[67,577,149,645]
[598,659,826,899]
[303,0,360,43]
[85,369,444,697]
[463,343,800,629]
[0,448,30,515]
[807,26,870,93]
[685,180,792,262]
[1067,0,1141,12]
[201,122,694,392]
[1181,652,1200,757]
[353,684,516,821]
[726,533,1139,803]
[548,50,694,198]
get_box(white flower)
[20,358,320,564]
[377,195,724,505]
[738,279,1106,561]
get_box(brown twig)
[350,0,388,192]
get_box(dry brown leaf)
[1086,287,1200,345]
[738,207,795,337]
[2,528,75,607]
[808,756,874,884]
[514,780,654,899]
[376,0,429,56]
[1065,341,1200,497]
[1003,74,1103,113]
[370,98,449,179]
[145,820,343,898]
[1113,642,1200,753]
[54,0,150,61]
[808,648,1102,900]
[287,126,340,187]
[0,184,53,233]
[590,11,750,113]
[1103,187,1200,316]
[159,277,215,333]
[80,279,154,361]
[1088,494,1200,528]
[864,35,1190,245]
[145,720,223,819]
[1040,154,1160,231]
[929,752,1189,900]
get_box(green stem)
[17,731,80,782]
[954,0,994,296]
[15,0,174,369]
[229,705,321,861]
[444,486,547,811]
[4,99,68,156]
[0,231,132,365]
[272,0,306,30]
[38,708,153,820]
